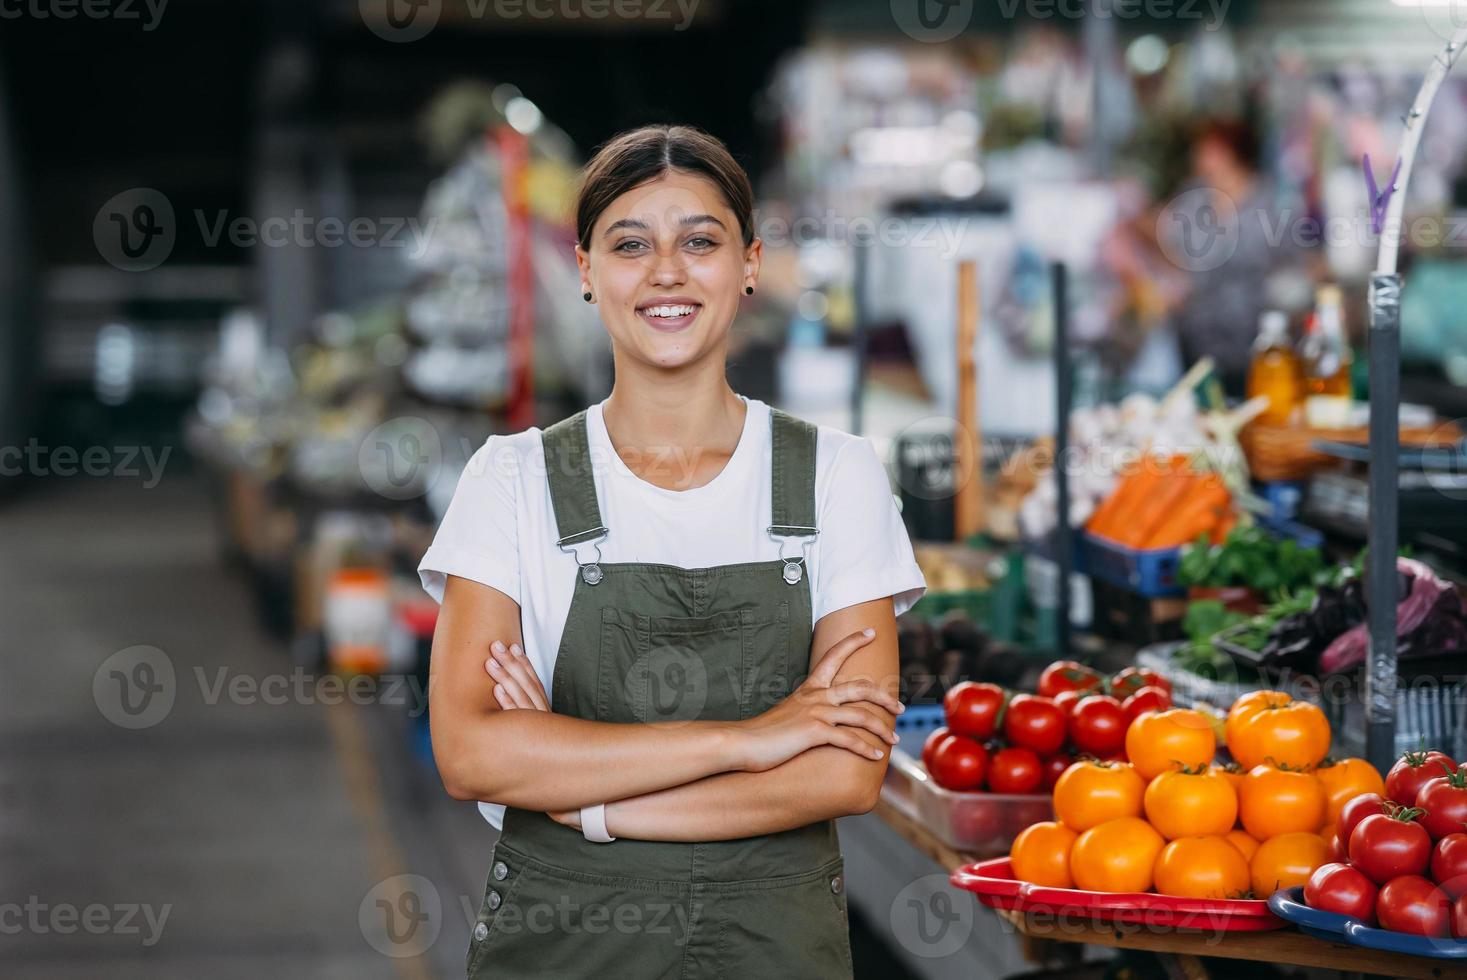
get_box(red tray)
[950,858,1285,933]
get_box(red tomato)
[1122,686,1171,722]
[928,734,989,791]
[1339,793,1389,846]
[1052,689,1082,722]
[1037,660,1102,699]
[1377,875,1451,937]
[1070,695,1128,756]
[1329,832,1347,864]
[1305,863,1378,924]
[943,682,1006,741]
[1417,771,1467,840]
[921,727,950,772]
[1002,694,1067,756]
[1455,894,1467,939]
[1111,666,1172,699]
[1350,811,1433,884]
[1040,752,1075,791]
[1432,834,1467,899]
[988,747,1043,794]
[1386,750,1457,807]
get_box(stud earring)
[745,286,754,296]
[583,291,593,302]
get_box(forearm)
[435,710,743,811]
[603,732,888,842]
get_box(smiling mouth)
[636,303,702,332]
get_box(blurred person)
[419,126,926,978]
[1161,117,1301,394]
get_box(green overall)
[465,407,853,979]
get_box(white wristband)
[580,803,616,843]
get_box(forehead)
[594,170,735,236]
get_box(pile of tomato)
[1302,748,1467,938]
[1008,688,1391,904]
[921,661,1173,795]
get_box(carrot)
[1120,470,1200,548]
[1142,476,1231,548]
[1093,454,1180,542]
[1209,512,1238,545]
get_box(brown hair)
[575,125,755,251]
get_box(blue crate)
[894,703,946,758]
[1082,533,1183,598]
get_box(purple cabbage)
[1319,558,1467,674]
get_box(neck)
[601,349,746,459]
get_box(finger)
[486,650,537,710]
[821,704,898,744]
[807,628,875,688]
[826,679,905,716]
[492,642,551,712]
[823,726,887,761]
[492,683,516,710]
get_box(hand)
[485,641,549,711]
[548,808,582,830]
[733,627,903,773]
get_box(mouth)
[636,299,703,333]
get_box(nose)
[645,248,687,288]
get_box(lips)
[636,298,703,333]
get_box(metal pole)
[852,236,871,436]
[1053,263,1072,657]
[1365,273,1402,773]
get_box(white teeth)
[643,305,696,318]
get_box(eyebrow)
[602,213,728,237]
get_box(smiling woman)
[418,125,926,979]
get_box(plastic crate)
[1082,533,1183,598]
[880,748,1052,856]
[893,703,946,758]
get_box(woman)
[419,125,927,979]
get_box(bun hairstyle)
[575,125,755,252]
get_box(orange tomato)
[1249,831,1330,898]
[1010,821,1077,888]
[1126,709,1217,780]
[1225,690,1292,748]
[1224,828,1260,862]
[1319,821,1337,845]
[1212,762,1245,797]
[1238,764,1327,839]
[1313,757,1386,824]
[1070,817,1166,893]
[1154,836,1252,899]
[1229,701,1331,771]
[1143,767,1238,840]
[1052,760,1145,832]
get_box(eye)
[684,235,717,249]
[613,239,648,254]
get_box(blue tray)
[1268,886,1467,960]
[1081,533,1183,598]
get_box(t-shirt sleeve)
[812,436,927,623]
[417,436,520,606]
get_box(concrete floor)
[1,475,494,979]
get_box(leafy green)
[1177,526,1326,594]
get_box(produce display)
[922,662,1174,795]
[1296,747,1467,941]
[1007,686,1391,905]
[1085,455,1235,551]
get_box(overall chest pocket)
[596,602,793,724]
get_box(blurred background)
[6,0,1467,977]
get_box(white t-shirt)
[418,395,927,828]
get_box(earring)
[583,291,593,303]
[745,286,754,296]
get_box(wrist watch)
[580,802,616,843]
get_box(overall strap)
[769,408,818,536]
[541,410,607,548]
[769,409,818,586]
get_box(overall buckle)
[558,527,609,586]
[767,525,818,586]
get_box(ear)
[575,245,592,290]
[743,237,763,287]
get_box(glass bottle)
[1300,284,1353,428]
[1246,310,1303,426]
